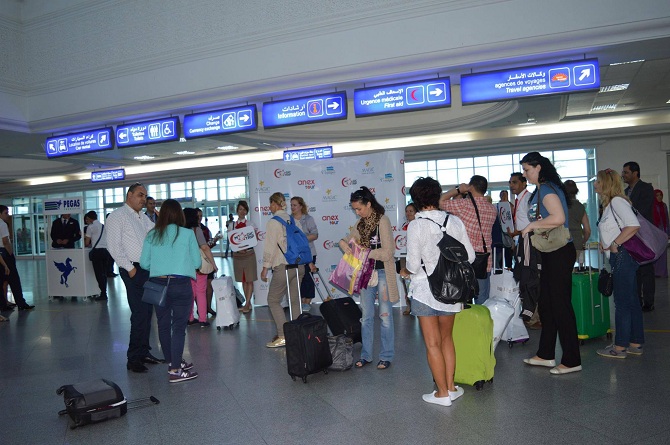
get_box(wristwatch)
[612,240,621,248]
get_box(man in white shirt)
[84,211,110,301]
[0,205,34,310]
[106,183,162,372]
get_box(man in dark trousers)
[622,161,656,311]
[50,214,81,248]
[0,205,34,310]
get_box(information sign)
[263,92,347,128]
[91,169,125,183]
[283,146,333,162]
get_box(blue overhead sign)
[91,169,125,183]
[461,59,600,105]
[116,116,180,148]
[283,146,333,162]
[45,128,114,159]
[183,105,257,139]
[354,78,451,117]
[263,92,347,129]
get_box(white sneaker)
[422,391,452,407]
[301,303,311,312]
[449,386,464,401]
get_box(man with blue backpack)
[260,192,316,348]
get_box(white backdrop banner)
[248,151,406,306]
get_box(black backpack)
[420,214,479,305]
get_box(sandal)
[355,359,371,368]
[377,360,391,370]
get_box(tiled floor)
[1,257,669,445]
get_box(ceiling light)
[591,104,618,112]
[599,84,629,93]
[174,150,195,155]
[216,145,239,151]
[133,155,155,160]
[609,59,644,66]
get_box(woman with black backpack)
[400,177,475,406]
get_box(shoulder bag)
[610,202,668,265]
[467,194,490,279]
[529,184,570,253]
[194,228,216,274]
[88,224,104,261]
[142,277,170,307]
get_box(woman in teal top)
[140,199,201,383]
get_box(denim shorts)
[410,297,458,317]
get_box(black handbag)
[598,269,613,297]
[142,277,170,307]
[88,224,104,261]
[467,194,490,279]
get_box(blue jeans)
[359,269,394,362]
[475,273,490,305]
[611,248,644,347]
[153,277,193,369]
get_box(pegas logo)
[322,240,339,250]
[341,177,357,187]
[297,179,316,190]
[255,205,272,217]
[400,158,405,164]
[395,233,407,250]
[321,166,336,175]
[379,173,394,183]
[256,230,267,241]
[255,180,271,193]
[274,168,292,178]
[231,230,256,245]
[401,185,406,195]
[322,215,339,225]
[361,161,375,175]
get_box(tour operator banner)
[248,150,406,306]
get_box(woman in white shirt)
[400,177,475,407]
[595,169,644,358]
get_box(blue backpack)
[272,215,312,265]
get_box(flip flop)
[355,359,371,368]
[377,360,391,370]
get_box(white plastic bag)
[483,298,514,351]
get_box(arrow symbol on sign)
[430,88,443,96]
[328,102,340,110]
[239,114,249,122]
[579,69,591,81]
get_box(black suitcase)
[311,269,362,343]
[57,379,159,429]
[283,313,332,383]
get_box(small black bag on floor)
[328,334,354,371]
[57,379,159,429]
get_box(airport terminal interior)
[1,1,670,444]
[0,257,668,444]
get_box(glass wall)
[9,176,249,257]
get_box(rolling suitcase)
[571,244,611,343]
[212,276,241,330]
[283,265,332,383]
[57,379,159,429]
[314,270,362,343]
[453,304,495,390]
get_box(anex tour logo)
[298,179,316,190]
[322,215,339,225]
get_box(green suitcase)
[571,270,611,343]
[453,304,495,390]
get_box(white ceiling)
[1,37,670,194]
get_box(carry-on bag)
[57,379,159,429]
[571,243,611,343]
[283,265,332,382]
[313,269,362,343]
[212,275,241,330]
[453,304,495,390]
[328,334,354,371]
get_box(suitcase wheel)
[291,376,296,381]
[228,324,234,330]
[302,376,308,384]
[216,326,221,331]
[606,332,612,340]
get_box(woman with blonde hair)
[261,192,315,348]
[290,196,318,311]
[594,169,644,358]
